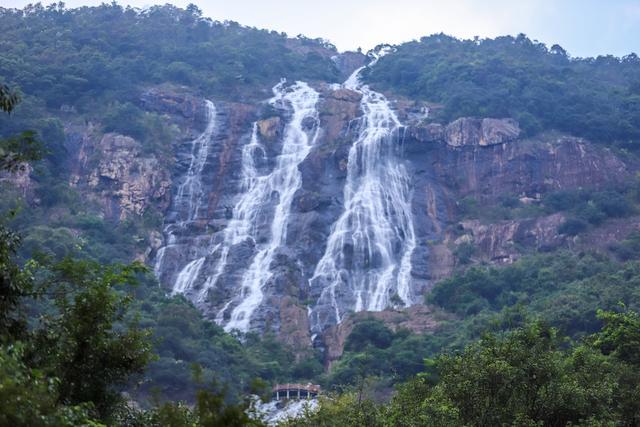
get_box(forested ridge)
[366,34,640,145]
[1,2,640,426]
[0,2,339,107]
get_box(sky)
[2,0,640,57]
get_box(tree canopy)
[366,34,640,146]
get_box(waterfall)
[174,100,217,223]
[154,66,416,336]
[221,81,320,332]
[309,54,417,333]
[154,82,320,334]
[153,100,217,292]
[198,122,264,305]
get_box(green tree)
[27,259,153,420]
[0,223,31,341]
[590,308,640,424]
[0,343,99,427]
[401,322,616,426]
[0,84,41,172]
[281,393,383,427]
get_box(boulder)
[444,117,482,147]
[140,87,199,119]
[480,118,520,146]
[407,123,444,143]
[329,88,362,103]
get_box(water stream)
[309,55,416,333]
[223,81,320,332]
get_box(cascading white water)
[310,54,416,331]
[222,81,320,332]
[156,66,415,336]
[173,257,206,294]
[198,122,266,305]
[154,100,217,292]
[175,100,217,223]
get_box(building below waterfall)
[272,383,321,401]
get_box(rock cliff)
[34,79,636,359]
[84,133,171,220]
[443,117,521,147]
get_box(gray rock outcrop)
[443,117,520,147]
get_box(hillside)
[365,34,640,144]
[1,3,640,425]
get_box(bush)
[593,191,633,217]
[102,102,146,140]
[344,319,394,351]
[453,241,476,264]
[544,188,635,228]
[558,217,589,236]
[609,232,640,261]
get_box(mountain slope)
[2,3,640,404]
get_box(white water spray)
[199,122,265,305]
[154,100,217,290]
[222,81,320,332]
[176,100,217,222]
[310,53,416,331]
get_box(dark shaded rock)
[295,190,327,213]
[407,123,444,143]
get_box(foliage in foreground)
[0,84,262,425]
[0,217,267,426]
[291,312,640,426]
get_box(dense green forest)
[287,311,640,426]
[0,2,339,108]
[366,34,640,146]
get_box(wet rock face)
[55,80,625,355]
[152,82,633,352]
[257,117,282,140]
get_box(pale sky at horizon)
[2,0,639,58]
